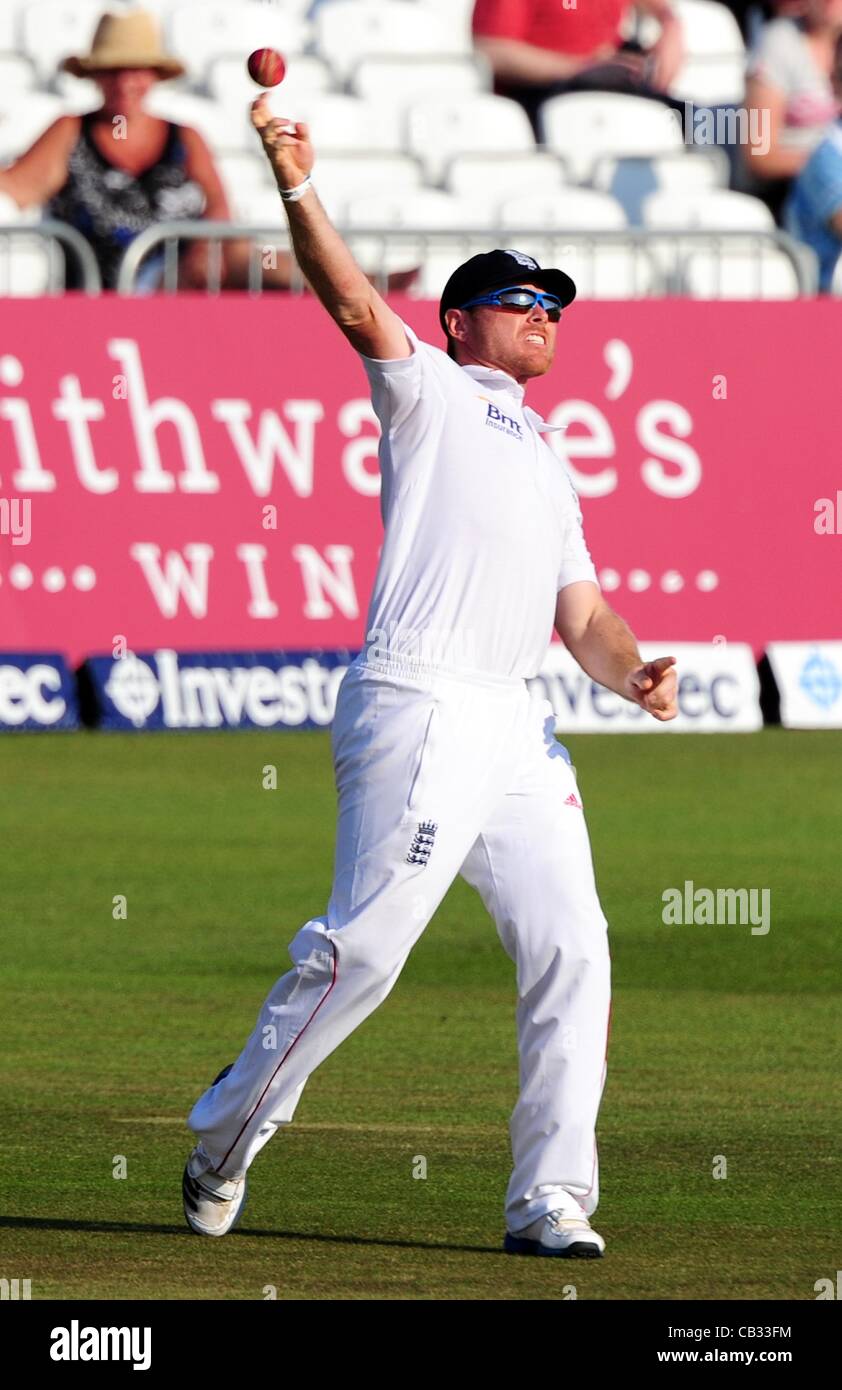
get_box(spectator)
[742,0,842,219]
[784,31,842,286]
[0,9,292,291]
[472,0,686,137]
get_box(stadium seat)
[0,56,38,114]
[830,252,842,296]
[497,189,627,230]
[20,0,101,81]
[0,94,66,164]
[414,235,661,300]
[216,151,275,215]
[679,245,804,298]
[407,93,535,183]
[672,55,747,107]
[592,149,730,224]
[207,54,333,118]
[167,1,310,85]
[311,153,425,221]
[445,151,568,199]
[539,92,684,184]
[633,0,746,105]
[314,1,468,81]
[417,0,477,47]
[351,55,490,106]
[53,72,101,115]
[0,231,53,295]
[641,188,774,230]
[232,189,287,227]
[641,188,773,285]
[344,189,495,276]
[144,87,247,153]
[289,94,404,153]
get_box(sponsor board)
[765,642,842,728]
[85,649,354,730]
[0,653,78,730]
[529,642,762,733]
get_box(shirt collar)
[460,363,565,434]
[460,362,526,402]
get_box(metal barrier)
[0,220,102,294]
[116,220,818,298]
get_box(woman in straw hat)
[0,8,291,290]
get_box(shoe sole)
[503,1233,604,1258]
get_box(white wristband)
[279,175,312,203]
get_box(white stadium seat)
[680,246,803,298]
[351,55,490,106]
[417,0,477,47]
[407,93,535,183]
[641,189,773,284]
[593,150,729,196]
[641,188,774,230]
[498,189,627,231]
[830,252,842,296]
[344,189,495,275]
[672,55,747,107]
[0,95,66,164]
[635,0,746,105]
[315,0,468,81]
[167,1,310,84]
[290,94,404,153]
[445,151,567,199]
[0,232,53,295]
[20,0,101,81]
[232,189,287,227]
[207,54,333,118]
[144,87,247,153]
[311,153,424,221]
[0,191,24,221]
[0,56,38,113]
[216,151,274,215]
[540,92,683,184]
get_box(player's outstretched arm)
[555,582,678,720]
[250,94,410,360]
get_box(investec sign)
[0,654,79,730]
[529,641,762,733]
[87,650,353,730]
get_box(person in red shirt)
[473,0,686,135]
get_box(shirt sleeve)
[797,137,842,227]
[556,467,600,593]
[746,20,798,93]
[357,320,436,433]
[472,0,528,41]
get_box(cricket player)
[182,97,678,1256]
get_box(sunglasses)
[458,286,564,321]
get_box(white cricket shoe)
[182,1145,248,1237]
[504,1193,605,1258]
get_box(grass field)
[1,728,839,1301]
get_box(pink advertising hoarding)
[0,295,839,666]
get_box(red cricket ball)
[247,48,286,87]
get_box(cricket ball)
[247,48,286,87]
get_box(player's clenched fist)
[250,92,313,190]
[624,655,678,720]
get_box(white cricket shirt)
[358,322,599,681]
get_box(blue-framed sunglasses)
[458,285,564,321]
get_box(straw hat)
[61,9,186,80]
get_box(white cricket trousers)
[188,654,612,1233]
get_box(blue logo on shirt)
[484,402,524,441]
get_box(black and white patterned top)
[47,113,206,289]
